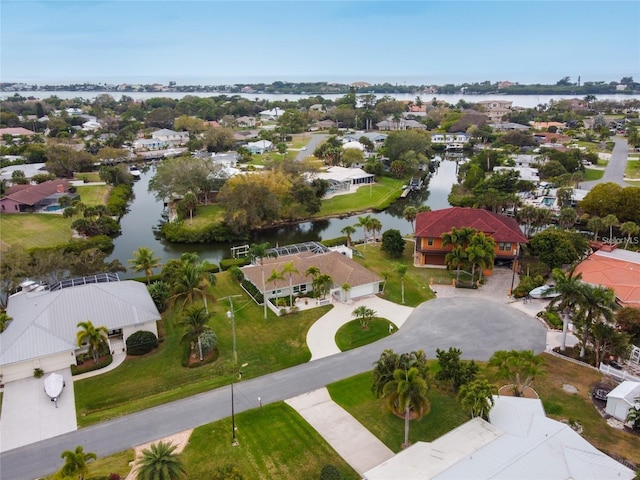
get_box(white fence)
[599,363,640,383]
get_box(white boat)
[44,373,65,407]
[529,284,561,299]
[129,165,142,178]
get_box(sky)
[1,0,639,86]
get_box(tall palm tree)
[76,320,109,364]
[371,349,400,397]
[129,247,162,283]
[467,232,496,283]
[60,445,96,480]
[356,215,372,247]
[341,225,356,247]
[382,367,430,449]
[574,284,616,361]
[368,217,383,243]
[396,263,408,304]
[280,261,300,307]
[602,214,619,245]
[248,242,271,320]
[267,268,285,305]
[403,206,418,234]
[621,221,640,250]
[444,246,467,284]
[587,216,606,242]
[0,310,12,333]
[136,441,187,480]
[313,273,333,299]
[180,191,198,225]
[548,266,585,351]
[179,304,213,362]
[169,262,216,313]
[457,379,495,420]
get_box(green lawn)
[75,184,111,206]
[182,403,358,480]
[74,272,332,426]
[317,176,405,217]
[352,243,439,307]
[74,171,102,182]
[327,372,470,452]
[188,204,224,227]
[625,159,640,179]
[0,213,73,250]
[335,318,396,352]
[583,168,605,181]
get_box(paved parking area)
[0,368,77,452]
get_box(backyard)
[0,213,73,250]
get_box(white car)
[301,146,307,151]
[528,284,561,299]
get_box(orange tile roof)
[574,251,640,306]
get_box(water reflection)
[109,156,463,278]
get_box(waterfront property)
[311,166,375,197]
[414,207,528,268]
[0,274,160,383]
[0,179,73,213]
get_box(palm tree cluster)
[168,253,217,313]
[179,304,215,362]
[305,266,333,300]
[372,349,431,449]
[488,350,545,397]
[352,305,376,330]
[547,267,626,367]
[442,227,496,286]
[76,320,109,364]
[58,445,97,480]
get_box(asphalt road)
[295,133,327,161]
[581,136,630,190]
[0,297,546,479]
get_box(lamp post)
[221,295,242,366]
[509,248,519,296]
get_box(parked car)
[529,284,561,299]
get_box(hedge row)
[241,279,264,304]
[220,257,250,270]
[106,184,133,218]
[160,221,246,244]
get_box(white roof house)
[606,381,640,421]
[151,129,189,145]
[1,278,161,383]
[364,396,634,480]
[259,107,285,120]
[342,140,365,151]
[0,163,47,182]
[246,139,273,154]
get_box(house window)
[499,243,505,251]
[427,238,434,247]
[505,243,512,251]
[293,285,307,294]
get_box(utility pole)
[221,294,242,366]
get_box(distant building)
[245,139,273,154]
[151,129,189,146]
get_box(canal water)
[108,156,462,278]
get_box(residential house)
[364,396,634,480]
[376,118,426,131]
[476,100,513,122]
[234,130,260,142]
[343,132,387,148]
[530,121,566,131]
[311,166,374,195]
[0,275,161,383]
[151,129,189,146]
[245,139,273,154]
[241,242,382,304]
[0,127,36,138]
[489,122,530,131]
[430,132,470,151]
[493,166,539,182]
[0,163,47,183]
[236,116,257,128]
[259,107,285,120]
[312,119,337,130]
[606,381,640,422]
[573,247,640,307]
[0,179,72,213]
[414,207,528,268]
[132,138,164,151]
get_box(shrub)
[126,330,158,355]
[106,184,133,218]
[220,257,250,271]
[241,279,264,303]
[513,275,545,298]
[321,236,348,248]
[319,464,342,480]
[33,367,44,378]
[199,331,218,356]
[538,310,563,329]
[229,266,244,282]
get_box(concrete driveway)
[0,368,77,452]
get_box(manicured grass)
[75,184,111,206]
[181,403,359,480]
[317,176,405,217]
[625,159,640,179]
[74,272,332,426]
[583,168,605,181]
[327,372,470,452]
[0,213,73,250]
[335,318,396,352]
[44,449,135,480]
[74,172,102,182]
[187,204,224,227]
[353,242,439,307]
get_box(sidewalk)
[286,388,395,476]
[73,337,127,381]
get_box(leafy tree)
[457,379,495,420]
[248,242,272,320]
[435,347,479,392]
[352,305,376,330]
[382,367,430,448]
[0,310,13,333]
[136,441,187,480]
[626,397,640,430]
[580,183,623,219]
[381,229,406,259]
[528,228,589,269]
[396,263,408,304]
[383,130,431,161]
[129,247,162,283]
[149,156,225,203]
[488,350,545,397]
[76,320,109,364]
[616,307,640,345]
[59,445,97,480]
[202,126,235,152]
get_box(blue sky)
[1,0,639,85]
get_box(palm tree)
[313,273,333,299]
[136,441,187,480]
[60,445,97,480]
[179,304,213,362]
[488,350,545,397]
[352,305,376,329]
[621,221,640,250]
[548,266,585,351]
[368,217,383,243]
[342,282,351,302]
[180,191,198,225]
[403,206,417,234]
[602,214,619,245]
[280,261,299,307]
[248,242,271,320]
[341,225,356,247]
[467,232,496,283]
[382,367,430,449]
[587,216,606,242]
[356,214,372,246]
[0,310,12,333]
[457,379,495,420]
[372,349,400,397]
[129,247,162,283]
[267,268,285,305]
[557,207,578,230]
[396,264,408,304]
[76,320,109,364]
[444,246,467,284]
[380,270,392,293]
[169,262,216,313]
[574,283,616,362]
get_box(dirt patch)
[498,385,540,398]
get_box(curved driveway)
[0,297,546,479]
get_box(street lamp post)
[221,295,242,366]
